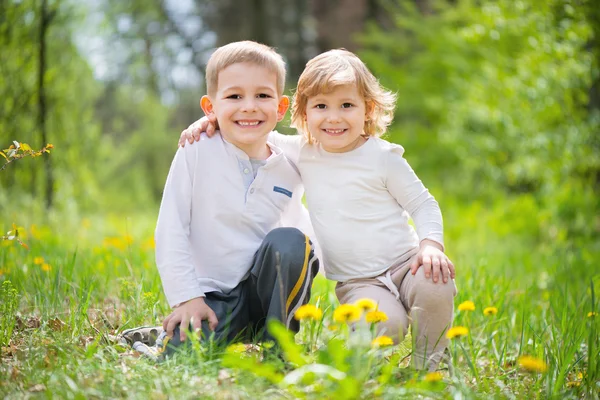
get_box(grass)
[0,199,599,399]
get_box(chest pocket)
[269,185,293,211]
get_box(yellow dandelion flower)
[41,263,51,272]
[588,311,597,318]
[458,300,475,311]
[483,307,498,316]
[333,304,361,324]
[371,336,394,348]
[424,372,443,382]
[518,355,547,373]
[365,310,389,324]
[446,326,469,339]
[355,298,377,312]
[566,381,580,388]
[327,324,340,332]
[34,256,45,265]
[294,304,323,321]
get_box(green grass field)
[1,198,598,399]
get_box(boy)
[142,41,319,355]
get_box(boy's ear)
[277,96,290,122]
[200,96,214,116]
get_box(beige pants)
[335,251,457,371]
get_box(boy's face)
[201,62,288,157]
[305,84,368,153]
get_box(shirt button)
[249,188,255,194]
[243,168,250,174]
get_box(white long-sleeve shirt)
[270,133,444,281]
[155,133,314,307]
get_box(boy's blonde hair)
[291,49,396,143]
[205,41,286,96]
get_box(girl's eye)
[341,103,354,109]
[257,93,272,99]
[315,104,327,109]
[227,95,241,99]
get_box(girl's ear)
[365,100,375,120]
[200,96,214,116]
[277,96,290,122]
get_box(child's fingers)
[191,314,202,336]
[441,260,449,283]
[207,310,219,332]
[410,256,421,275]
[165,314,180,339]
[422,255,432,279]
[163,313,172,333]
[431,257,441,283]
[179,131,188,147]
[179,315,190,342]
[448,260,456,278]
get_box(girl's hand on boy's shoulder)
[178,115,219,147]
[410,239,455,284]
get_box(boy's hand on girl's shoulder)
[162,297,218,341]
[410,239,455,284]
[178,115,219,147]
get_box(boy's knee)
[264,228,312,265]
[264,227,306,249]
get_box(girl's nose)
[326,111,341,123]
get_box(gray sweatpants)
[166,227,318,353]
[335,250,457,371]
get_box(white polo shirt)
[155,132,313,307]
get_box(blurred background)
[0,0,598,250]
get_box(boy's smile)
[201,62,289,159]
[305,84,368,153]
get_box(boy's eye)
[226,94,242,99]
[341,103,354,109]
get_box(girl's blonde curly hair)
[291,49,396,144]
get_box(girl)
[182,49,456,371]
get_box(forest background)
[1,0,599,398]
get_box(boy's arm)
[385,146,455,283]
[155,146,218,339]
[280,187,323,270]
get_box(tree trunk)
[38,0,53,209]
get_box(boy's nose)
[241,99,258,112]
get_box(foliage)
[360,0,599,241]
[0,280,20,347]
[0,141,54,172]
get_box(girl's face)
[305,84,368,153]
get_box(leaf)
[267,320,308,367]
[0,151,7,160]
[20,143,32,151]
